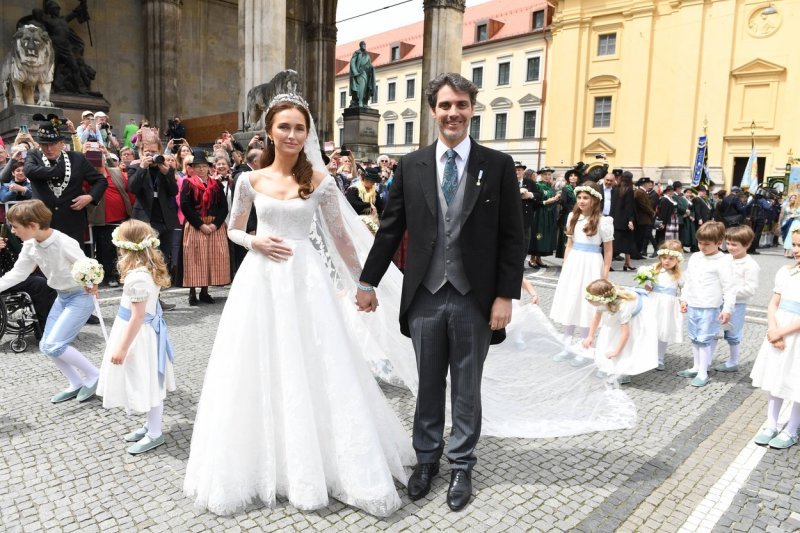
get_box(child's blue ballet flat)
[77,379,98,402]
[768,431,798,450]
[690,376,710,387]
[753,427,779,446]
[552,351,571,362]
[617,375,631,384]
[677,369,698,378]
[51,388,80,403]
[127,434,165,455]
[124,427,148,443]
[713,363,738,373]
[656,363,665,371]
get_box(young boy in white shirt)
[0,200,100,403]
[678,221,736,387]
[714,225,760,372]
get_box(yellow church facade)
[547,0,799,188]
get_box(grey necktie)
[442,149,458,205]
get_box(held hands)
[767,327,784,344]
[718,311,730,325]
[489,297,512,330]
[355,284,379,312]
[84,285,99,296]
[200,224,213,235]
[71,194,93,210]
[252,235,293,262]
[680,302,688,313]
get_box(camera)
[100,123,111,130]
[153,155,165,165]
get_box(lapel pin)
[477,170,483,186]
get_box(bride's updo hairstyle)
[259,98,315,200]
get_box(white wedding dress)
[183,174,415,517]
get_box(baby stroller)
[0,291,41,353]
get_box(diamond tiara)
[268,93,309,111]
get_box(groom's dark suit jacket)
[360,138,524,344]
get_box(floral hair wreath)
[574,185,602,200]
[584,288,617,304]
[111,226,160,251]
[657,249,684,261]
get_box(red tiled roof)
[335,0,548,76]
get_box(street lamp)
[762,3,778,15]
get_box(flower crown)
[269,93,309,111]
[111,226,160,251]
[584,288,617,303]
[657,249,684,261]
[574,185,602,200]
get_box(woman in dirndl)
[180,148,230,306]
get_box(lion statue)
[244,69,301,131]
[1,24,55,109]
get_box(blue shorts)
[40,288,94,357]
[722,303,747,345]
[687,306,720,347]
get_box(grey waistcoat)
[422,169,471,295]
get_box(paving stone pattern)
[0,250,797,531]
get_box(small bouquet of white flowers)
[71,258,108,341]
[359,215,379,235]
[633,264,657,287]
[71,258,104,288]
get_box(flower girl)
[582,279,658,384]
[749,229,800,449]
[97,220,176,455]
[644,240,684,371]
[549,182,613,362]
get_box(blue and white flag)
[691,136,709,187]
[741,146,759,190]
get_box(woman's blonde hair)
[585,279,637,314]
[654,239,683,280]
[115,220,171,289]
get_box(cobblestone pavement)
[0,247,797,532]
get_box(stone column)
[239,0,286,129]
[142,0,182,132]
[419,0,466,147]
[305,18,338,147]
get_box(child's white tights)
[767,395,800,435]
[54,346,99,390]
[657,341,668,365]
[138,402,164,439]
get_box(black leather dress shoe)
[447,470,472,511]
[188,294,199,307]
[198,293,215,304]
[407,463,439,500]
[86,315,100,325]
[159,299,176,311]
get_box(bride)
[184,93,636,517]
[183,94,415,517]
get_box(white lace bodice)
[227,172,362,280]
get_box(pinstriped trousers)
[407,283,493,471]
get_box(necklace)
[41,151,71,198]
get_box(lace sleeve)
[227,172,255,249]
[316,177,362,282]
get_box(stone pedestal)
[343,107,380,161]
[49,94,111,127]
[0,104,65,146]
[419,0,467,146]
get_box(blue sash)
[630,287,648,318]
[779,299,800,316]
[117,301,175,384]
[651,284,678,297]
[572,241,602,254]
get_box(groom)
[356,73,523,511]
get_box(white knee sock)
[146,403,163,438]
[51,357,83,390]
[562,325,576,345]
[658,341,667,364]
[58,346,99,386]
[767,394,783,430]
[690,344,700,372]
[727,344,741,367]
[786,403,800,436]
[697,345,713,380]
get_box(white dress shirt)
[603,186,613,216]
[732,255,760,304]
[435,136,471,187]
[681,251,736,312]
[0,230,86,293]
